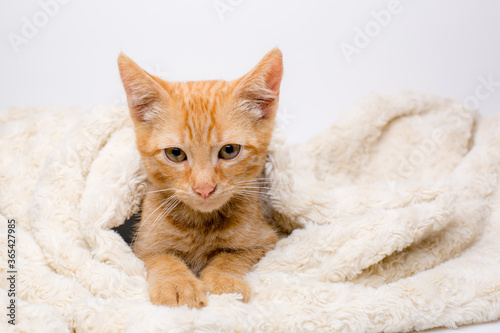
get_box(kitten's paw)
[202,272,251,303]
[148,275,208,309]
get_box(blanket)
[1,91,500,332]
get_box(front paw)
[148,275,207,309]
[201,271,251,302]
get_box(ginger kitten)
[118,49,283,308]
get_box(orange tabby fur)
[118,49,283,308]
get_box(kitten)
[117,49,283,308]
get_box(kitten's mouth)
[187,193,230,213]
[194,197,225,212]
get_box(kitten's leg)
[200,247,271,302]
[141,253,207,308]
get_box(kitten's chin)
[185,197,228,213]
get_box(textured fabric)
[1,91,499,332]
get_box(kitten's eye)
[164,147,187,163]
[219,144,241,160]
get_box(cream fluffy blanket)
[1,91,500,332]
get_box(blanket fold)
[1,91,499,332]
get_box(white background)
[1,0,499,143]
[1,0,499,331]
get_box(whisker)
[235,179,272,185]
[141,195,177,233]
[146,196,179,238]
[234,177,271,182]
[233,192,262,200]
[146,188,177,194]
[130,198,172,244]
[142,195,180,239]
[237,189,265,194]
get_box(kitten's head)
[118,49,283,213]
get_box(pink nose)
[194,185,216,199]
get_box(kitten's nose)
[194,185,216,199]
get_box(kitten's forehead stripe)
[173,80,231,152]
[183,102,194,141]
[208,97,218,143]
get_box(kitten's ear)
[234,48,283,120]
[117,53,167,123]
